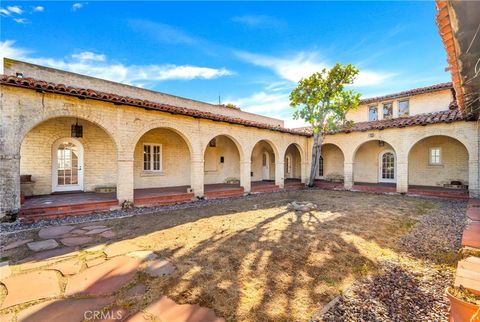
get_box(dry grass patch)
[98,190,438,321]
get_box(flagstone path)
[0,222,224,322]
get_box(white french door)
[379,150,396,183]
[52,138,84,192]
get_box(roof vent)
[16,72,23,78]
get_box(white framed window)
[429,147,442,165]
[368,106,378,121]
[383,102,393,119]
[143,143,162,171]
[398,99,409,117]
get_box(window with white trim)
[143,144,162,171]
[368,106,378,121]
[429,147,441,165]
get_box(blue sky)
[1,1,450,127]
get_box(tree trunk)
[308,132,324,186]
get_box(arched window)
[319,156,324,177]
[286,155,292,174]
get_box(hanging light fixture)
[71,118,83,138]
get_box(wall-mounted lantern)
[71,119,83,138]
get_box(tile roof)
[297,105,466,135]
[360,82,453,105]
[0,75,310,137]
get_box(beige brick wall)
[317,144,344,179]
[20,117,117,195]
[347,90,453,123]
[204,136,240,184]
[251,141,276,181]
[408,136,468,186]
[284,144,301,179]
[353,141,395,183]
[134,128,191,189]
[4,58,284,127]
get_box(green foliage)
[289,63,361,133]
[225,103,239,109]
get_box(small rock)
[27,239,59,252]
[145,259,175,277]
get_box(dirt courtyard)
[1,190,465,321]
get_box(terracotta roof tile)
[297,107,466,135]
[360,82,453,105]
[0,75,310,137]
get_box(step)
[252,185,280,193]
[204,188,244,199]
[467,204,480,221]
[135,193,195,207]
[455,256,480,295]
[20,205,119,223]
[284,183,305,190]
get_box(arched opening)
[251,140,278,192]
[353,140,397,191]
[203,135,243,198]
[19,117,118,218]
[317,144,345,182]
[408,135,469,196]
[133,127,194,205]
[284,143,302,189]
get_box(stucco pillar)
[469,159,479,198]
[275,162,284,188]
[0,154,21,219]
[240,160,251,193]
[344,162,353,190]
[116,158,134,204]
[396,154,409,193]
[191,154,204,198]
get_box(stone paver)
[127,251,158,261]
[70,229,87,235]
[1,239,34,251]
[48,258,82,276]
[126,296,224,322]
[59,236,93,246]
[27,239,58,252]
[16,297,113,322]
[99,230,116,238]
[38,225,74,239]
[462,222,480,248]
[467,206,480,221]
[1,270,61,308]
[104,242,143,258]
[144,259,175,277]
[125,283,146,298]
[18,247,79,271]
[65,256,141,296]
[0,261,11,280]
[86,257,107,268]
[85,228,111,235]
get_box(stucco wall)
[408,136,469,186]
[204,136,240,184]
[20,117,117,195]
[353,141,395,183]
[134,128,191,189]
[347,90,453,123]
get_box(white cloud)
[72,3,83,11]
[13,18,27,24]
[7,6,22,14]
[72,51,106,62]
[33,6,44,12]
[128,19,196,45]
[0,8,10,16]
[236,50,395,87]
[0,40,233,83]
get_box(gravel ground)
[318,200,467,322]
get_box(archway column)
[469,158,479,198]
[240,160,251,193]
[191,154,204,198]
[116,152,134,204]
[275,162,284,188]
[396,153,409,193]
[344,162,353,190]
[0,153,21,218]
[301,162,309,183]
